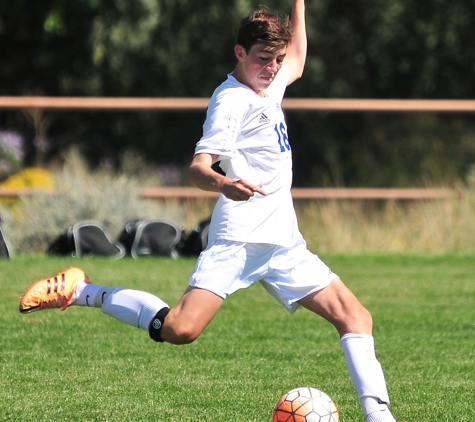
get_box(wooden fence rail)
[140,187,464,201]
[0,187,463,201]
[2,96,475,112]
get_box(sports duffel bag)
[118,218,185,259]
[179,217,211,257]
[0,215,11,258]
[48,220,125,259]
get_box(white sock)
[101,288,169,331]
[74,282,115,307]
[362,397,396,422]
[341,334,395,422]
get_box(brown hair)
[236,8,292,53]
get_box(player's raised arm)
[284,0,307,85]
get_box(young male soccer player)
[19,1,401,421]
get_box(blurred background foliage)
[1,0,475,187]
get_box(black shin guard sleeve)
[148,307,170,343]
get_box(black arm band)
[148,307,170,343]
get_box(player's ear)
[234,45,246,62]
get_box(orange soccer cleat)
[19,267,90,314]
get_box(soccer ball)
[273,387,340,422]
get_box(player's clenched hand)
[221,179,267,201]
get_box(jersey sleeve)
[194,89,248,160]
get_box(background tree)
[1,0,474,186]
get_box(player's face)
[234,43,287,95]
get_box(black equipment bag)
[0,215,11,258]
[118,218,185,259]
[48,220,125,259]
[179,217,211,257]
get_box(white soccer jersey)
[194,65,303,247]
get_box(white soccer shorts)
[189,239,339,313]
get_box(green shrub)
[3,149,185,255]
[297,190,475,254]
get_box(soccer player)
[19,1,400,421]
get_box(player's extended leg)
[19,267,223,345]
[298,278,397,422]
[99,284,223,344]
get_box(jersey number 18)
[274,122,291,152]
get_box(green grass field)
[1,254,474,421]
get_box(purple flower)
[0,130,25,177]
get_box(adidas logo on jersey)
[259,113,271,124]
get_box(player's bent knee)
[332,302,373,336]
[148,308,202,344]
[163,321,202,345]
[346,306,373,335]
[358,307,373,331]
[168,330,200,345]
